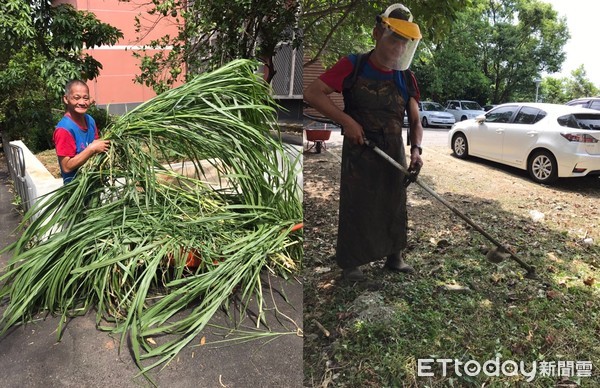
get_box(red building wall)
[52,0,183,112]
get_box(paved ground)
[0,151,303,388]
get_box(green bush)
[2,96,56,153]
[86,104,114,136]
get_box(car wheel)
[452,133,469,159]
[461,115,468,121]
[421,117,429,128]
[528,150,558,184]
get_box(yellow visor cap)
[381,17,422,40]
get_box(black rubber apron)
[335,74,408,269]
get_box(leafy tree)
[413,6,491,104]
[413,0,569,105]
[541,66,598,104]
[563,65,598,100]
[132,0,300,93]
[301,0,470,68]
[541,76,568,104]
[0,0,122,152]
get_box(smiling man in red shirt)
[53,80,110,184]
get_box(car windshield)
[557,113,600,130]
[463,101,483,110]
[424,103,445,112]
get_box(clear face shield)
[376,16,421,71]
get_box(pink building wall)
[52,0,183,111]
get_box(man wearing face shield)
[304,3,424,282]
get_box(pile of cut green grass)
[1,59,302,376]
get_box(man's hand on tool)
[341,118,365,145]
[403,165,421,186]
[409,147,423,171]
[405,149,423,186]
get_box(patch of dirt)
[36,149,61,179]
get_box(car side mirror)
[475,114,486,124]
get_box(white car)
[445,100,485,122]
[448,103,600,184]
[419,101,456,128]
[403,101,456,128]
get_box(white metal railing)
[6,143,32,213]
[3,140,63,218]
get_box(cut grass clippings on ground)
[0,59,302,379]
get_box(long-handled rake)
[364,139,537,279]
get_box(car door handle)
[495,129,504,134]
[527,131,538,137]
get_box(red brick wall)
[52,0,183,106]
[303,56,345,116]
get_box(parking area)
[303,125,450,152]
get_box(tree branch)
[303,1,355,67]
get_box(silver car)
[566,97,600,111]
[448,102,600,184]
